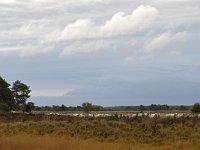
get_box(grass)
[0,134,199,150]
[0,118,199,150]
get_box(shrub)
[192,103,200,113]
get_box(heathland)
[1,76,200,150]
[0,113,200,150]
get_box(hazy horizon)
[0,0,200,106]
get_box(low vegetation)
[192,103,200,113]
[1,75,200,149]
[0,116,200,150]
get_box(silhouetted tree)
[192,103,200,113]
[12,80,31,112]
[0,76,14,110]
[26,102,35,112]
[138,105,146,111]
[60,104,67,111]
[82,102,94,113]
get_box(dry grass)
[0,119,199,150]
[0,134,199,150]
[0,135,136,150]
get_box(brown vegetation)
[0,134,199,150]
[0,116,200,150]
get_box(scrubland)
[0,116,200,150]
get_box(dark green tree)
[138,105,146,111]
[60,104,67,111]
[82,102,94,113]
[192,103,200,113]
[25,102,35,112]
[0,76,14,110]
[12,80,31,112]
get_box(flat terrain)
[0,135,199,150]
[0,116,200,150]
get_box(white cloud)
[144,31,188,53]
[0,0,16,3]
[0,46,20,52]
[0,0,199,57]
[51,5,158,55]
[60,40,114,56]
[54,5,158,42]
[11,0,111,7]
[19,20,49,35]
[19,44,53,57]
[101,5,158,36]
[58,19,96,41]
[60,38,138,56]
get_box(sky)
[0,0,200,106]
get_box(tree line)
[1,75,200,113]
[34,103,200,113]
[0,76,33,112]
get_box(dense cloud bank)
[0,0,200,105]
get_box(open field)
[0,114,200,150]
[0,134,200,150]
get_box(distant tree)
[82,102,94,113]
[192,103,200,113]
[12,80,31,112]
[93,105,104,111]
[138,105,146,111]
[179,105,188,111]
[150,104,158,111]
[161,104,169,110]
[25,102,35,112]
[52,105,60,111]
[60,104,66,111]
[76,106,82,111]
[0,76,14,110]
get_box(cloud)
[60,38,138,56]
[58,19,96,41]
[50,5,157,55]
[101,5,158,36]
[0,0,199,57]
[60,40,113,56]
[144,31,188,53]
[54,5,158,42]
[19,44,53,57]
[0,0,15,4]
[1,0,200,106]
[19,20,49,35]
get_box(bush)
[192,103,200,113]
[0,103,10,112]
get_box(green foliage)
[139,105,146,111]
[0,102,10,112]
[82,102,95,113]
[150,104,169,111]
[12,80,31,112]
[0,76,33,112]
[26,102,35,112]
[192,103,200,113]
[0,76,15,109]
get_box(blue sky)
[0,0,200,106]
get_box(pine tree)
[0,76,14,111]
